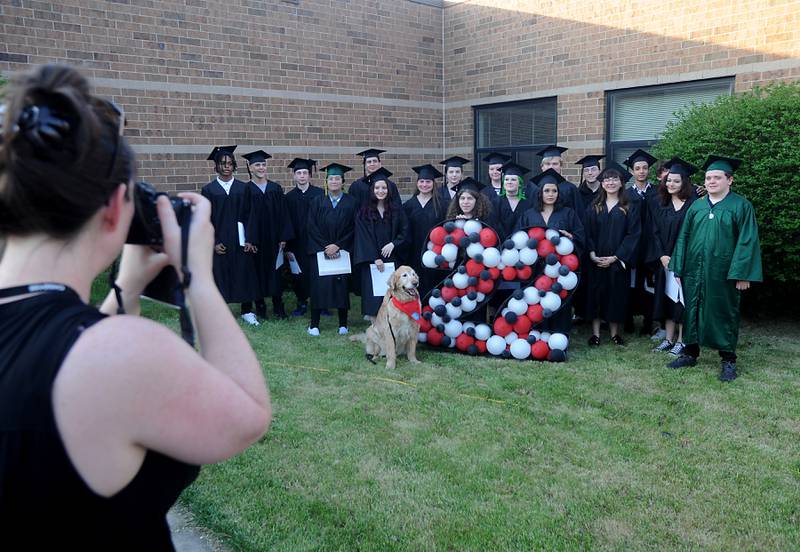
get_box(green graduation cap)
[702,155,742,174]
[320,162,352,177]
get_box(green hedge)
[652,82,800,315]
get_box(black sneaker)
[667,354,697,369]
[588,335,600,347]
[611,334,625,346]
[719,360,738,382]
[273,306,288,320]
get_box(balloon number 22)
[418,219,579,361]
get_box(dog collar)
[391,296,422,325]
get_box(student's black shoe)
[587,335,600,347]
[611,334,625,346]
[667,354,697,369]
[719,360,738,382]
[291,303,307,317]
[256,310,268,320]
[273,306,288,320]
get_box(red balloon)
[493,317,512,337]
[423,305,433,313]
[475,340,487,353]
[502,266,517,281]
[457,288,467,297]
[513,315,532,335]
[560,289,568,299]
[537,240,555,257]
[465,286,477,294]
[419,318,432,332]
[527,304,544,323]
[532,340,550,360]
[488,267,501,280]
[534,275,553,291]
[516,266,532,280]
[432,244,443,255]
[450,228,466,245]
[479,228,497,247]
[466,260,484,277]
[427,328,443,346]
[560,254,580,271]
[441,287,458,302]
[455,333,475,351]
[477,279,494,294]
[430,226,447,246]
[528,227,546,240]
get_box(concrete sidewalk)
[168,504,228,552]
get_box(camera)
[126,181,192,246]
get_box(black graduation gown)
[245,180,295,299]
[349,176,402,210]
[438,184,458,206]
[524,180,581,215]
[480,185,503,212]
[306,193,358,310]
[353,208,409,316]
[577,182,600,221]
[646,196,694,323]
[285,184,325,301]
[200,179,259,303]
[624,183,659,320]
[402,195,447,298]
[583,201,641,323]
[495,196,534,240]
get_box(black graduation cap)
[366,167,393,185]
[536,145,568,158]
[287,158,317,172]
[456,176,483,192]
[623,149,657,169]
[207,145,237,162]
[482,152,512,165]
[242,150,272,164]
[576,154,605,168]
[600,161,633,183]
[702,155,742,174]
[501,161,530,178]
[440,156,470,170]
[412,164,443,180]
[320,163,352,177]
[356,148,386,160]
[664,157,698,177]
[529,168,566,187]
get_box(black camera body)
[126,181,192,246]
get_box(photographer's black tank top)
[0,284,200,550]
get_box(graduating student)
[446,177,496,227]
[576,154,604,215]
[438,156,471,203]
[403,164,447,298]
[306,162,358,336]
[517,168,586,335]
[584,163,641,346]
[200,145,259,323]
[647,157,697,356]
[480,152,511,204]
[667,156,762,382]
[241,150,294,320]
[622,148,659,336]
[284,157,325,317]
[348,148,402,210]
[494,161,533,239]
[525,145,581,214]
[354,167,410,320]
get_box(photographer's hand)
[100,244,170,316]
[157,193,215,285]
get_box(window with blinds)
[606,78,733,164]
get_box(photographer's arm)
[99,245,170,316]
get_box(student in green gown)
[667,155,762,382]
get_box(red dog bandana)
[391,296,422,325]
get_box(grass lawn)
[112,280,800,551]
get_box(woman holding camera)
[0,65,271,549]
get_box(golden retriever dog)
[350,265,422,369]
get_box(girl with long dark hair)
[402,164,446,298]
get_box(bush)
[652,82,800,316]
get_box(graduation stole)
[391,296,422,325]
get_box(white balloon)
[523,286,540,305]
[462,321,476,330]
[453,272,470,289]
[540,331,552,342]
[431,313,443,328]
[508,298,528,315]
[555,237,574,255]
[497,262,506,270]
[418,332,427,343]
[544,262,562,278]
[474,323,492,341]
[454,218,466,229]
[444,320,463,338]
[466,242,485,259]
[540,292,562,313]
[504,331,519,344]
[427,241,435,251]
[476,292,486,302]
[463,219,483,235]
[519,247,538,265]
[448,337,457,348]
[460,297,477,312]
[486,335,506,356]
[501,308,510,317]
[445,303,462,319]
[545,228,560,241]
[501,248,520,267]
[442,243,459,262]
[548,333,569,351]
[422,250,438,269]
[482,247,501,267]
[530,330,541,340]
[510,338,532,359]
[429,296,445,309]
[558,271,578,290]
[511,230,529,250]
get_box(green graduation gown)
[669,192,762,352]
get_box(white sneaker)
[338,326,349,335]
[307,327,320,336]
[653,338,673,352]
[241,313,260,326]
[650,328,667,342]
[669,341,685,356]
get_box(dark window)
[605,78,734,165]
[473,97,557,184]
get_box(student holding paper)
[646,157,697,356]
[306,163,358,336]
[354,168,409,321]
